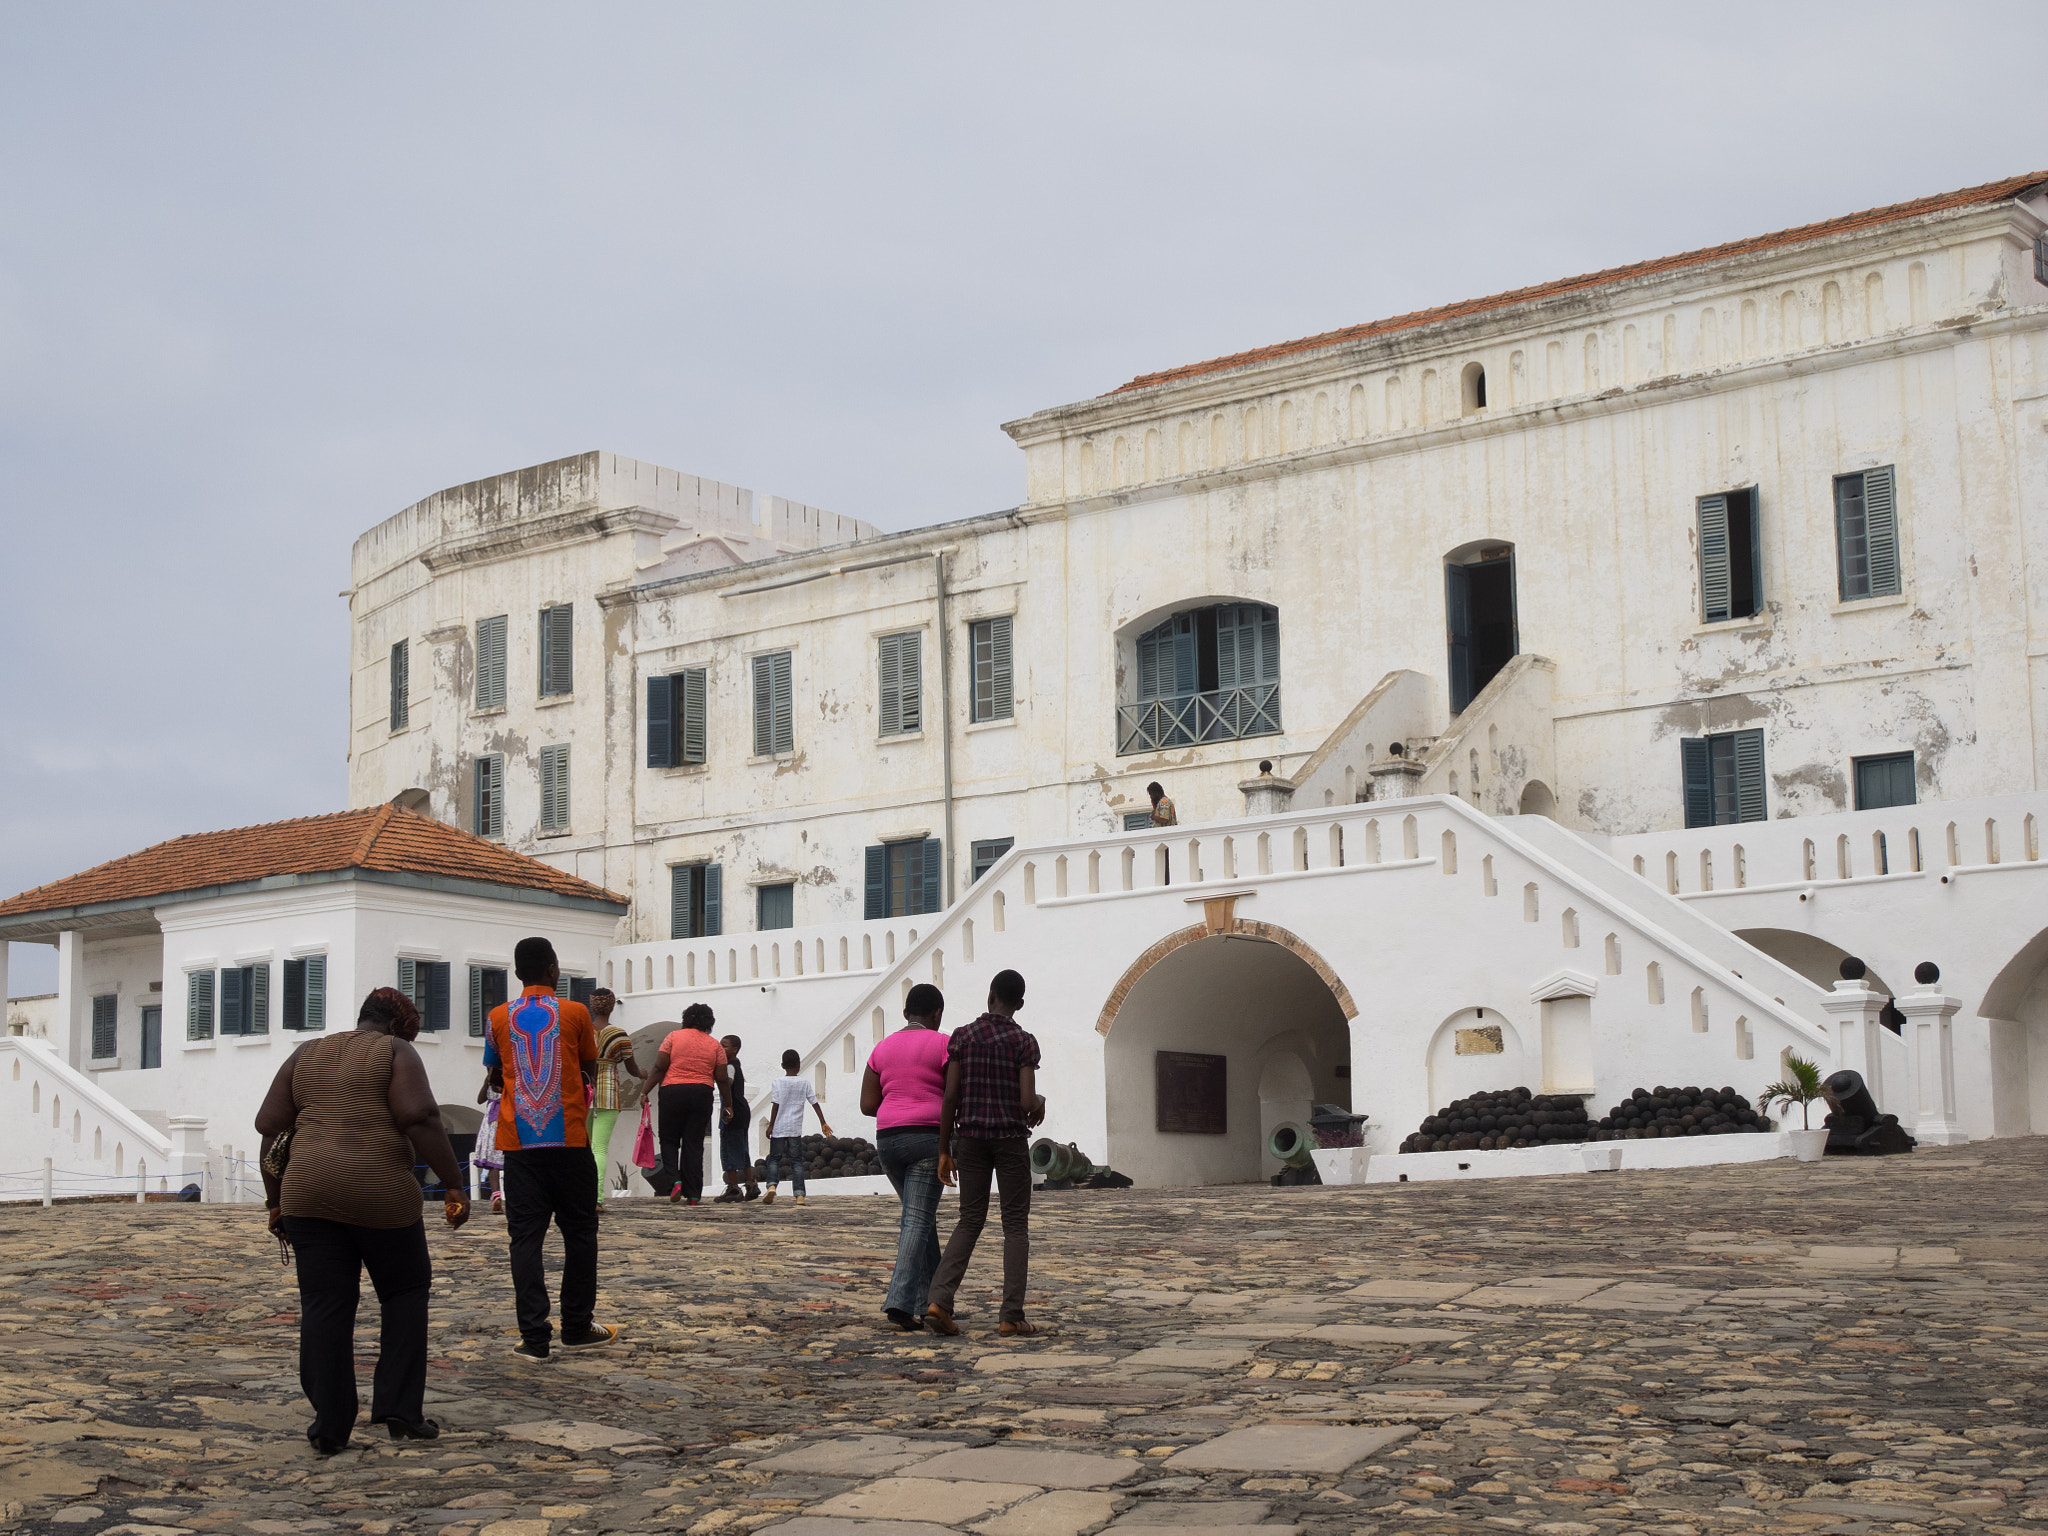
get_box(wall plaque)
[1156,1050,1228,1134]
[1455,1025,1504,1055]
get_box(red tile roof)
[0,805,627,919]
[1111,171,2048,396]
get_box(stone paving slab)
[1166,1423,1416,1474]
[809,1477,1039,1523]
[908,1447,1139,1489]
[1,1137,2043,1536]
[1113,1346,1252,1371]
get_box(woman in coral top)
[649,1003,734,1206]
[860,983,950,1330]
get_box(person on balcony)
[1147,782,1178,826]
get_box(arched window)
[1118,603,1281,754]
[1461,362,1487,414]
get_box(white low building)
[0,806,626,1201]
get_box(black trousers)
[658,1084,715,1203]
[503,1147,599,1347]
[928,1135,1032,1323]
[284,1216,431,1443]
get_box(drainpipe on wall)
[936,551,956,907]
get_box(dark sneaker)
[561,1324,619,1349]
[510,1339,552,1361]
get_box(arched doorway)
[1445,541,1518,714]
[1517,780,1557,818]
[1734,929,1896,998]
[1980,925,2048,1136]
[1101,930,1352,1187]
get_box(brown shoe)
[924,1304,960,1336]
[998,1319,1045,1337]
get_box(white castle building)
[8,171,2048,1195]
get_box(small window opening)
[1461,361,1487,414]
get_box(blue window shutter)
[670,865,694,940]
[469,966,485,1037]
[703,863,722,937]
[1681,738,1714,829]
[425,962,451,1032]
[1446,564,1474,712]
[1733,729,1767,823]
[476,615,508,710]
[1137,623,1161,702]
[1863,466,1899,597]
[398,957,418,1016]
[91,996,117,1058]
[988,615,1013,719]
[681,668,707,764]
[220,966,245,1037]
[1259,606,1279,684]
[920,839,943,914]
[1216,606,1243,690]
[864,845,887,920]
[283,958,306,1030]
[647,675,673,768]
[250,963,269,1035]
[305,955,325,1029]
[1171,613,1198,696]
[1697,494,1731,622]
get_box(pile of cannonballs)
[1399,1087,1591,1153]
[1586,1085,1768,1140]
[752,1133,883,1182]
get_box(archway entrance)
[1102,931,1352,1187]
[1980,924,2048,1136]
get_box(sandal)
[924,1304,960,1336]
[998,1319,1045,1337]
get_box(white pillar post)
[1818,976,1890,1106]
[0,942,11,1032]
[136,1164,147,1204]
[57,931,87,1070]
[1896,983,1968,1146]
[42,1157,53,1208]
[168,1116,210,1201]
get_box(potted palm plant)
[1760,1055,1829,1161]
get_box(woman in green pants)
[586,989,643,1210]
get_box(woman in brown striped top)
[256,987,469,1455]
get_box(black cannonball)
[1915,960,1940,984]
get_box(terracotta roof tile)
[0,806,628,919]
[1111,171,2048,395]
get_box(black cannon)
[1821,1068,1916,1156]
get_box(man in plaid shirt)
[926,969,1045,1336]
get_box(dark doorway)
[140,1006,161,1070]
[1446,549,1518,714]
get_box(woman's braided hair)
[358,986,422,1040]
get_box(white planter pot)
[1785,1128,1829,1162]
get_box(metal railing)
[1117,682,1282,755]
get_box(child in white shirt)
[761,1049,832,1205]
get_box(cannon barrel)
[1822,1068,1881,1123]
[1266,1121,1317,1170]
[1029,1139,1099,1183]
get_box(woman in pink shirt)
[860,983,950,1330]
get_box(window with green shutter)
[877,632,923,736]
[186,970,214,1041]
[538,744,571,832]
[398,958,452,1032]
[389,640,410,731]
[1697,488,1762,622]
[1853,751,1916,810]
[647,668,708,768]
[218,964,270,1037]
[752,651,793,756]
[468,965,508,1037]
[90,995,118,1059]
[757,882,795,930]
[1681,729,1766,827]
[539,605,574,696]
[971,616,1014,722]
[475,615,508,711]
[1834,467,1900,600]
[864,839,942,918]
[473,754,504,839]
[670,863,723,938]
[970,837,1014,882]
[283,955,327,1031]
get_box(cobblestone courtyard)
[4,1139,2046,1536]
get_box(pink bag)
[631,1099,657,1170]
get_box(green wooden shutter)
[681,668,707,764]
[671,864,695,940]
[476,615,507,710]
[1259,606,1279,683]
[899,634,922,733]
[864,845,887,920]
[1747,492,1766,616]
[540,605,574,695]
[283,957,305,1030]
[1137,622,1162,702]
[250,963,269,1035]
[988,615,1013,719]
[1170,613,1198,696]
[1446,564,1474,712]
[1733,729,1766,823]
[878,634,903,736]
[389,641,409,730]
[772,651,793,753]
[425,962,450,1032]
[920,839,943,914]
[469,966,486,1037]
[1680,738,1714,829]
[647,675,673,768]
[1216,606,1245,690]
[398,957,418,1016]
[703,863,722,936]
[305,955,325,1030]
[220,966,245,1037]
[755,653,794,754]
[187,971,214,1041]
[91,996,117,1059]
[1863,466,1899,596]
[1697,493,1731,621]
[544,744,570,831]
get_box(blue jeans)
[767,1136,806,1194]
[877,1128,942,1321]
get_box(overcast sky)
[3,2,2043,992]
